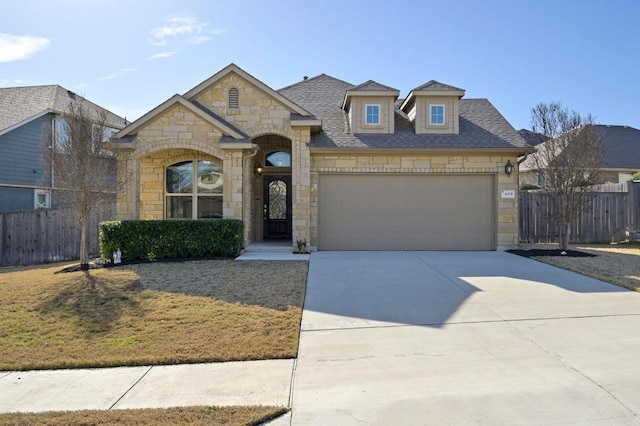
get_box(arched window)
[165,160,223,219]
[265,151,291,167]
[228,88,239,109]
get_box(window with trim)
[228,88,239,109]
[165,160,223,219]
[430,105,445,125]
[34,189,51,209]
[365,104,380,125]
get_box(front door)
[263,175,292,240]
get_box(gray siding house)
[0,85,125,211]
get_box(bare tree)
[527,102,606,251]
[42,98,122,270]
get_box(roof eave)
[0,108,55,137]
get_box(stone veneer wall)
[116,72,315,249]
[309,153,519,249]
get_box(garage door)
[318,174,495,250]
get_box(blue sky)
[2,0,639,131]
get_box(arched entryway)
[251,135,292,242]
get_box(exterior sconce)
[504,160,513,177]
[254,162,263,177]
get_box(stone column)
[291,129,312,250]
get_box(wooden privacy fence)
[0,203,116,266]
[519,181,640,244]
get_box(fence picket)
[0,203,115,266]
[519,182,640,243]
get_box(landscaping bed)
[512,243,640,291]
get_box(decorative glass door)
[263,175,292,239]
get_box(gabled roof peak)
[412,80,465,92]
[350,80,399,92]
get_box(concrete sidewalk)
[0,359,293,413]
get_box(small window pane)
[265,152,291,167]
[166,196,192,218]
[366,105,380,125]
[166,161,193,193]
[431,105,444,125]
[197,196,223,218]
[197,160,223,194]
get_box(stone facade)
[309,153,519,249]
[114,69,314,249]
[113,64,525,251]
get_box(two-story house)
[0,85,126,211]
[111,64,531,251]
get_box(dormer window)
[228,88,239,109]
[365,104,380,125]
[430,105,445,125]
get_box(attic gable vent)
[228,87,239,109]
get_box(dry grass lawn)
[0,260,308,370]
[519,243,640,291]
[0,405,287,426]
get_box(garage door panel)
[318,174,495,251]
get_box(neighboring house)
[518,129,549,147]
[520,125,640,186]
[0,85,126,211]
[111,63,531,251]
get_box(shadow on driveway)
[302,251,634,330]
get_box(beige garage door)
[318,174,495,250]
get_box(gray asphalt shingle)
[278,74,528,150]
[0,85,125,134]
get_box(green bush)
[99,220,244,262]
[520,183,542,190]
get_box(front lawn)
[0,260,308,370]
[0,405,287,426]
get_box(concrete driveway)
[289,251,640,425]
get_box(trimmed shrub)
[99,220,244,262]
[520,183,542,191]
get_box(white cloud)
[148,15,225,46]
[0,33,50,63]
[188,36,213,45]
[146,51,176,61]
[98,67,137,81]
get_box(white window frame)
[34,189,51,209]
[429,104,445,126]
[364,104,381,126]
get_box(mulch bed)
[508,249,596,258]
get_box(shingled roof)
[279,74,529,150]
[598,125,640,169]
[0,85,125,136]
[349,80,399,92]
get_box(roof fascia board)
[114,95,246,140]
[0,109,55,137]
[411,89,465,98]
[309,146,534,155]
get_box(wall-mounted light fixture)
[504,160,513,177]
[254,162,263,178]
